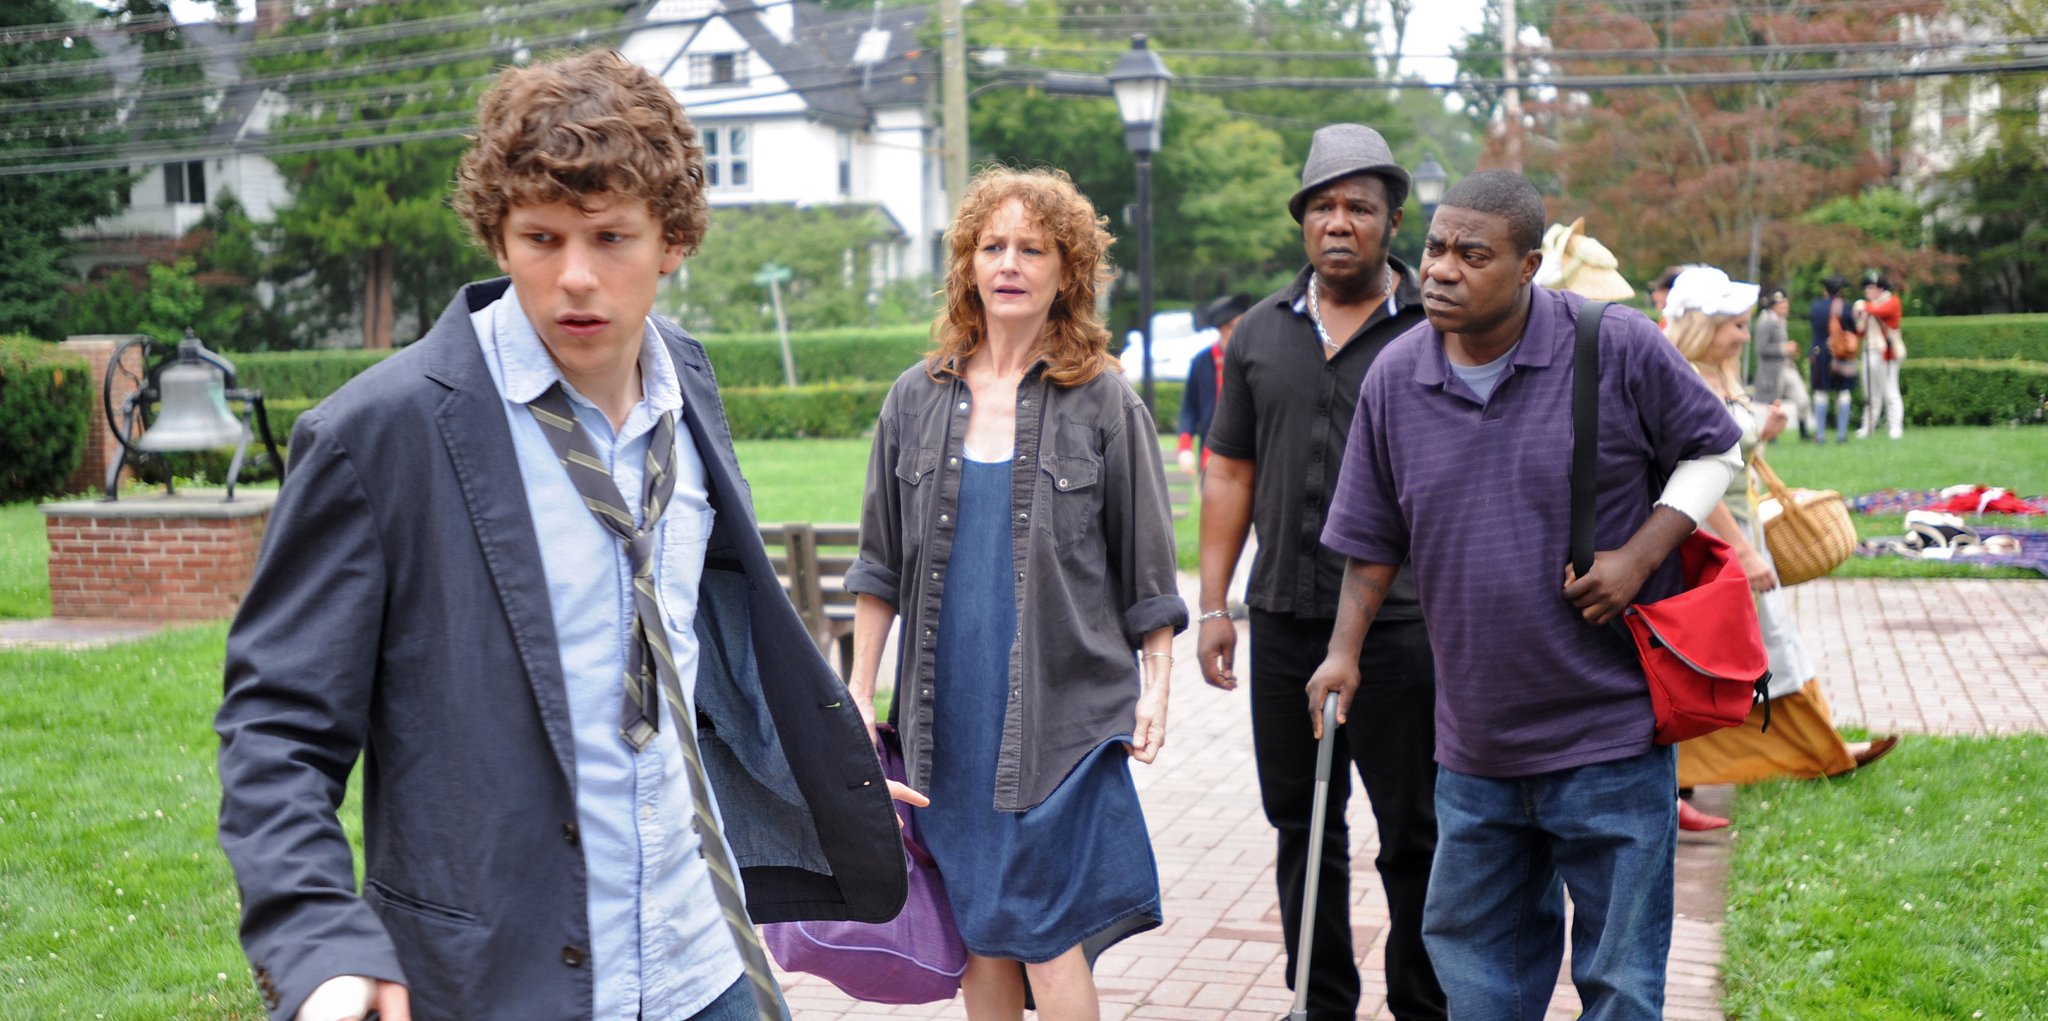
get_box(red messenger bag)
[1569,301,1772,744]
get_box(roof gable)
[625,0,930,123]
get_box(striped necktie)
[526,383,789,1021]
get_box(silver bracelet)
[1195,609,1231,623]
[1142,652,1173,661]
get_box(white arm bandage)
[295,975,376,1021]
[1654,439,1743,525]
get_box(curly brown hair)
[926,167,1117,387]
[453,50,708,257]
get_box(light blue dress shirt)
[473,290,743,1021]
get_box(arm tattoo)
[1343,567,1389,612]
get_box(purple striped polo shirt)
[1321,288,1740,778]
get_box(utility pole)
[1500,0,1523,172]
[939,0,968,218]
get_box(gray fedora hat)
[1288,124,1411,223]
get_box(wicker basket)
[1753,453,1856,586]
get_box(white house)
[619,0,946,279]
[68,21,293,279]
[1899,16,2048,198]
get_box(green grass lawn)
[0,624,276,1019]
[733,437,870,524]
[1721,735,2048,1018]
[1762,425,2048,498]
[0,501,49,619]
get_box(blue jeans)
[670,976,775,1021]
[1421,746,1676,1021]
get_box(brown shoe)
[1854,734,1900,769]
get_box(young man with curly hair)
[215,50,907,1021]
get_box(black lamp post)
[1107,34,1172,413]
[1413,153,1449,227]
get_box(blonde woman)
[845,167,1184,1021]
[1661,268,1896,806]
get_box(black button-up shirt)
[846,361,1188,811]
[1204,260,1425,620]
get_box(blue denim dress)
[914,457,1162,964]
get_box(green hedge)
[1149,381,1183,436]
[1899,359,2048,426]
[701,325,929,387]
[719,383,892,439]
[1901,315,2048,362]
[225,326,934,402]
[0,336,93,502]
[230,350,393,401]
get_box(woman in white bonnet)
[1660,266,1898,827]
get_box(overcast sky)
[132,0,1493,84]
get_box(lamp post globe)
[1413,152,1449,226]
[1107,35,1172,411]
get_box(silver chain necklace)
[1307,267,1395,352]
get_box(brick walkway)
[777,577,2048,1021]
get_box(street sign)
[756,263,798,388]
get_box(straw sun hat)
[1535,218,1636,301]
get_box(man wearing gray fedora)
[1196,124,1445,1020]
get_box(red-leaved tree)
[1487,0,1960,293]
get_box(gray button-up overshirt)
[846,360,1188,812]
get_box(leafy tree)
[64,271,150,338]
[677,204,927,334]
[251,0,618,348]
[961,0,1430,308]
[65,192,287,349]
[1785,186,1954,312]
[1491,0,1958,297]
[1924,97,2048,314]
[184,191,292,350]
[136,258,207,344]
[1449,0,1957,292]
[0,1,128,339]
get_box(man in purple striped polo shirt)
[1307,171,1741,1018]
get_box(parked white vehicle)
[1119,310,1217,383]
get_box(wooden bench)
[760,461,1192,679]
[759,522,860,679]
[1163,465,1195,519]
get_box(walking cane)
[1286,691,1343,1021]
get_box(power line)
[0,0,806,118]
[0,68,505,130]
[0,68,934,176]
[1164,52,2048,91]
[0,0,632,86]
[0,0,540,44]
[1015,36,2048,62]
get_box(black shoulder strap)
[1568,300,1611,580]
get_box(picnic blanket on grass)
[1855,528,2048,578]
[1849,487,2048,517]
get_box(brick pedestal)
[59,335,147,496]
[39,490,276,620]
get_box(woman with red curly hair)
[845,167,1187,1020]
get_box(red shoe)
[1678,799,1730,831]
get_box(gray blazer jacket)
[215,279,905,1021]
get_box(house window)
[163,160,206,205]
[837,130,852,196]
[688,51,749,88]
[704,125,749,191]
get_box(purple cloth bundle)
[761,726,968,1004]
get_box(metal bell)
[135,344,246,452]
